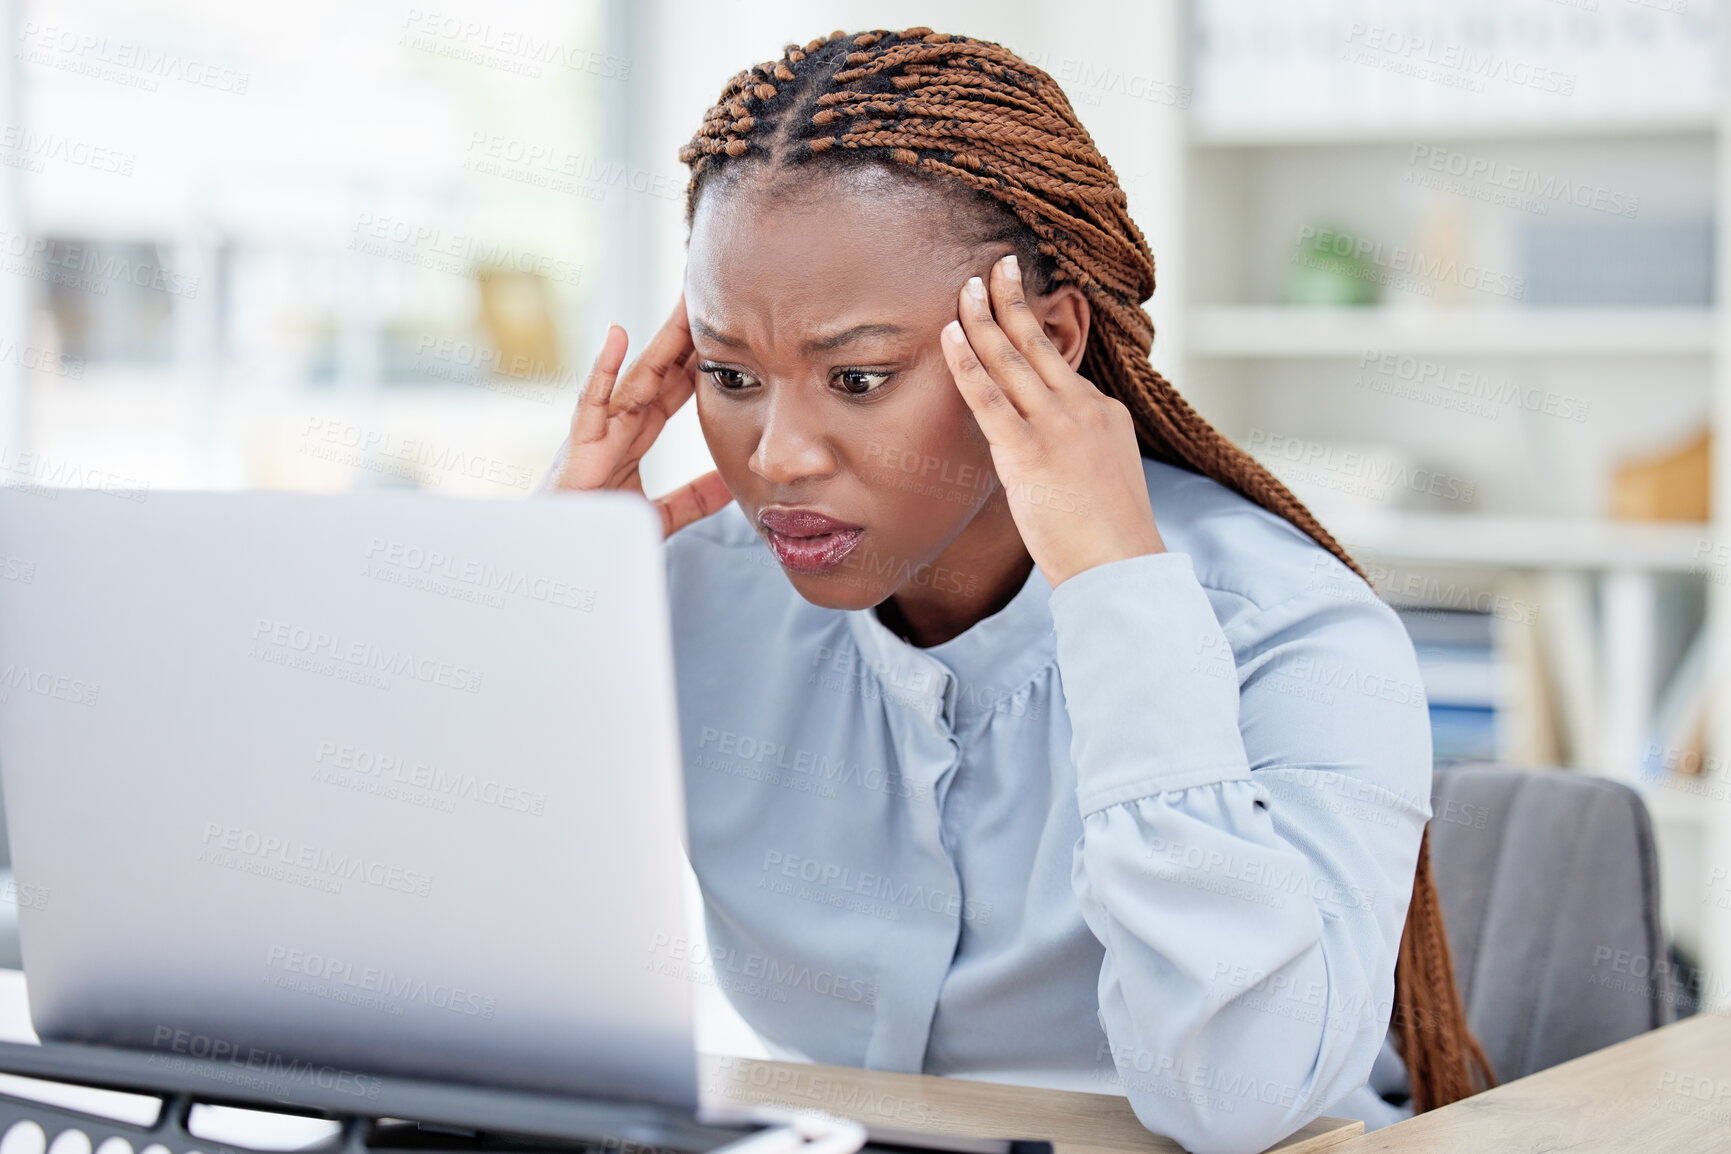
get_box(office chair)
[1370,764,1672,1107]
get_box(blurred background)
[0,0,1727,1033]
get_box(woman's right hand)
[544,295,734,538]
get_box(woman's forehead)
[696,168,968,248]
[685,173,990,333]
[696,162,1010,257]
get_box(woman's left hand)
[941,253,1166,588]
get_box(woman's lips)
[759,507,865,574]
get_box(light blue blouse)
[662,457,1430,1154]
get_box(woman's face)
[685,169,1030,612]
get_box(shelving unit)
[1189,115,1718,150]
[1330,512,1712,573]
[1177,0,1731,1003]
[1189,306,1717,358]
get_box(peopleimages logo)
[1292,226,1526,300]
[148,1027,381,1100]
[1357,350,1589,424]
[0,877,49,911]
[650,934,877,1007]
[15,21,251,95]
[0,445,148,497]
[199,822,434,897]
[760,849,994,924]
[1246,428,1477,506]
[1340,23,1576,97]
[0,229,200,298]
[348,213,582,288]
[264,945,496,1018]
[695,725,929,801]
[0,126,135,175]
[0,663,100,707]
[364,536,597,611]
[399,9,631,81]
[1405,145,1639,219]
[463,133,683,203]
[248,617,484,694]
[300,417,535,494]
[314,740,548,815]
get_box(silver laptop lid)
[0,490,696,1109]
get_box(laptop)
[0,490,698,1111]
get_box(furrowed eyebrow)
[689,319,911,354]
[690,318,742,347]
[801,323,910,354]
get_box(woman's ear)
[1032,282,1090,370]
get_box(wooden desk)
[700,1053,1363,1154]
[1327,1010,1731,1153]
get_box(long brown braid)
[678,28,1494,1114]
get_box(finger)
[561,304,694,491]
[558,323,644,491]
[570,323,629,448]
[611,295,695,416]
[618,362,698,469]
[616,351,701,464]
[568,351,702,493]
[655,469,734,538]
[990,254,1078,385]
[556,323,634,490]
[955,274,1051,412]
[941,319,1032,446]
[655,349,701,419]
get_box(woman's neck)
[874,497,1034,648]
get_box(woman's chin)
[779,569,890,612]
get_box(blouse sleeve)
[1047,550,1431,1154]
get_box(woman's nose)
[748,387,839,486]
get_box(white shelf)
[1189,307,1716,358]
[1189,114,1717,150]
[1327,512,1711,572]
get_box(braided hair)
[679,27,1494,1114]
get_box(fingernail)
[966,276,986,301]
[1003,254,1019,278]
[943,320,965,342]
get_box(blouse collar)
[843,559,1056,731]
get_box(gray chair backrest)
[1425,765,1670,1084]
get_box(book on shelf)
[1641,625,1710,782]
[1393,588,1564,771]
[1396,607,1505,766]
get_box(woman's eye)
[701,365,757,391]
[834,370,892,397]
